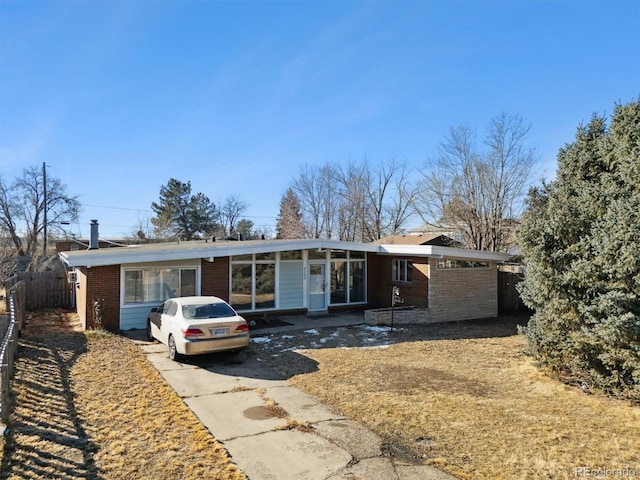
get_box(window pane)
[349,251,365,259]
[255,263,275,309]
[330,261,346,304]
[330,250,347,259]
[350,261,365,302]
[255,252,275,261]
[232,254,252,261]
[308,249,326,260]
[124,271,143,304]
[161,269,180,299]
[280,250,302,260]
[231,264,253,310]
[180,269,196,296]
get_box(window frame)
[121,265,200,307]
[392,258,413,283]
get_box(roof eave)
[378,244,511,262]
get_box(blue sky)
[1,0,638,239]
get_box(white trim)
[378,245,511,262]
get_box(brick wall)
[201,257,230,301]
[370,256,429,309]
[427,258,497,321]
[366,253,381,308]
[365,258,498,325]
[83,265,120,331]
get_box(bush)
[517,99,640,401]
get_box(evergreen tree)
[276,188,306,239]
[151,178,217,241]
[517,99,640,401]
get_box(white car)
[147,296,250,361]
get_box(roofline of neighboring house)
[58,238,511,268]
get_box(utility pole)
[43,162,47,255]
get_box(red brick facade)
[368,255,429,309]
[200,257,230,302]
[82,265,121,331]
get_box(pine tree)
[517,99,640,401]
[276,188,306,239]
[151,178,217,241]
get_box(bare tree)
[292,159,418,242]
[384,161,418,237]
[335,158,417,242]
[219,194,248,236]
[0,166,80,270]
[415,113,535,251]
[292,164,335,239]
[335,162,367,241]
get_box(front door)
[308,264,326,311]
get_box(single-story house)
[58,234,511,331]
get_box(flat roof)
[59,238,511,268]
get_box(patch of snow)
[280,334,295,339]
[304,329,319,335]
[251,337,272,344]
[360,325,391,333]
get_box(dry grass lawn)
[1,310,245,480]
[289,328,640,479]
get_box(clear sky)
[1,0,638,239]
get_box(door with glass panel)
[308,264,326,311]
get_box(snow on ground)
[251,336,272,344]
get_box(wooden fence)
[1,282,24,423]
[5,271,74,310]
[498,266,528,313]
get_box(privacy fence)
[5,271,74,310]
[497,265,527,313]
[1,281,25,423]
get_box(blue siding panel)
[120,304,158,330]
[279,262,304,309]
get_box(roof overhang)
[377,244,512,262]
[58,239,380,268]
[59,238,511,268]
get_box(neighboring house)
[373,233,462,247]
[58,235,511,331]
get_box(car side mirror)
[151,307,158,313]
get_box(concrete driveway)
[134,317,456,480]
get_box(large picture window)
[330,251,366,305]
[231,254,276,311]
[123,267,197,304]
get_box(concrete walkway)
[133,314,456,480]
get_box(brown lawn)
[289,327,640,479]
[0,310,245,480]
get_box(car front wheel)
[168,334,180,361]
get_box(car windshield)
[182,302,236,320]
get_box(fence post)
[1,283,23,424]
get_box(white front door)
[308,264,326,311]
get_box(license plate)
[210,327,229,337]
